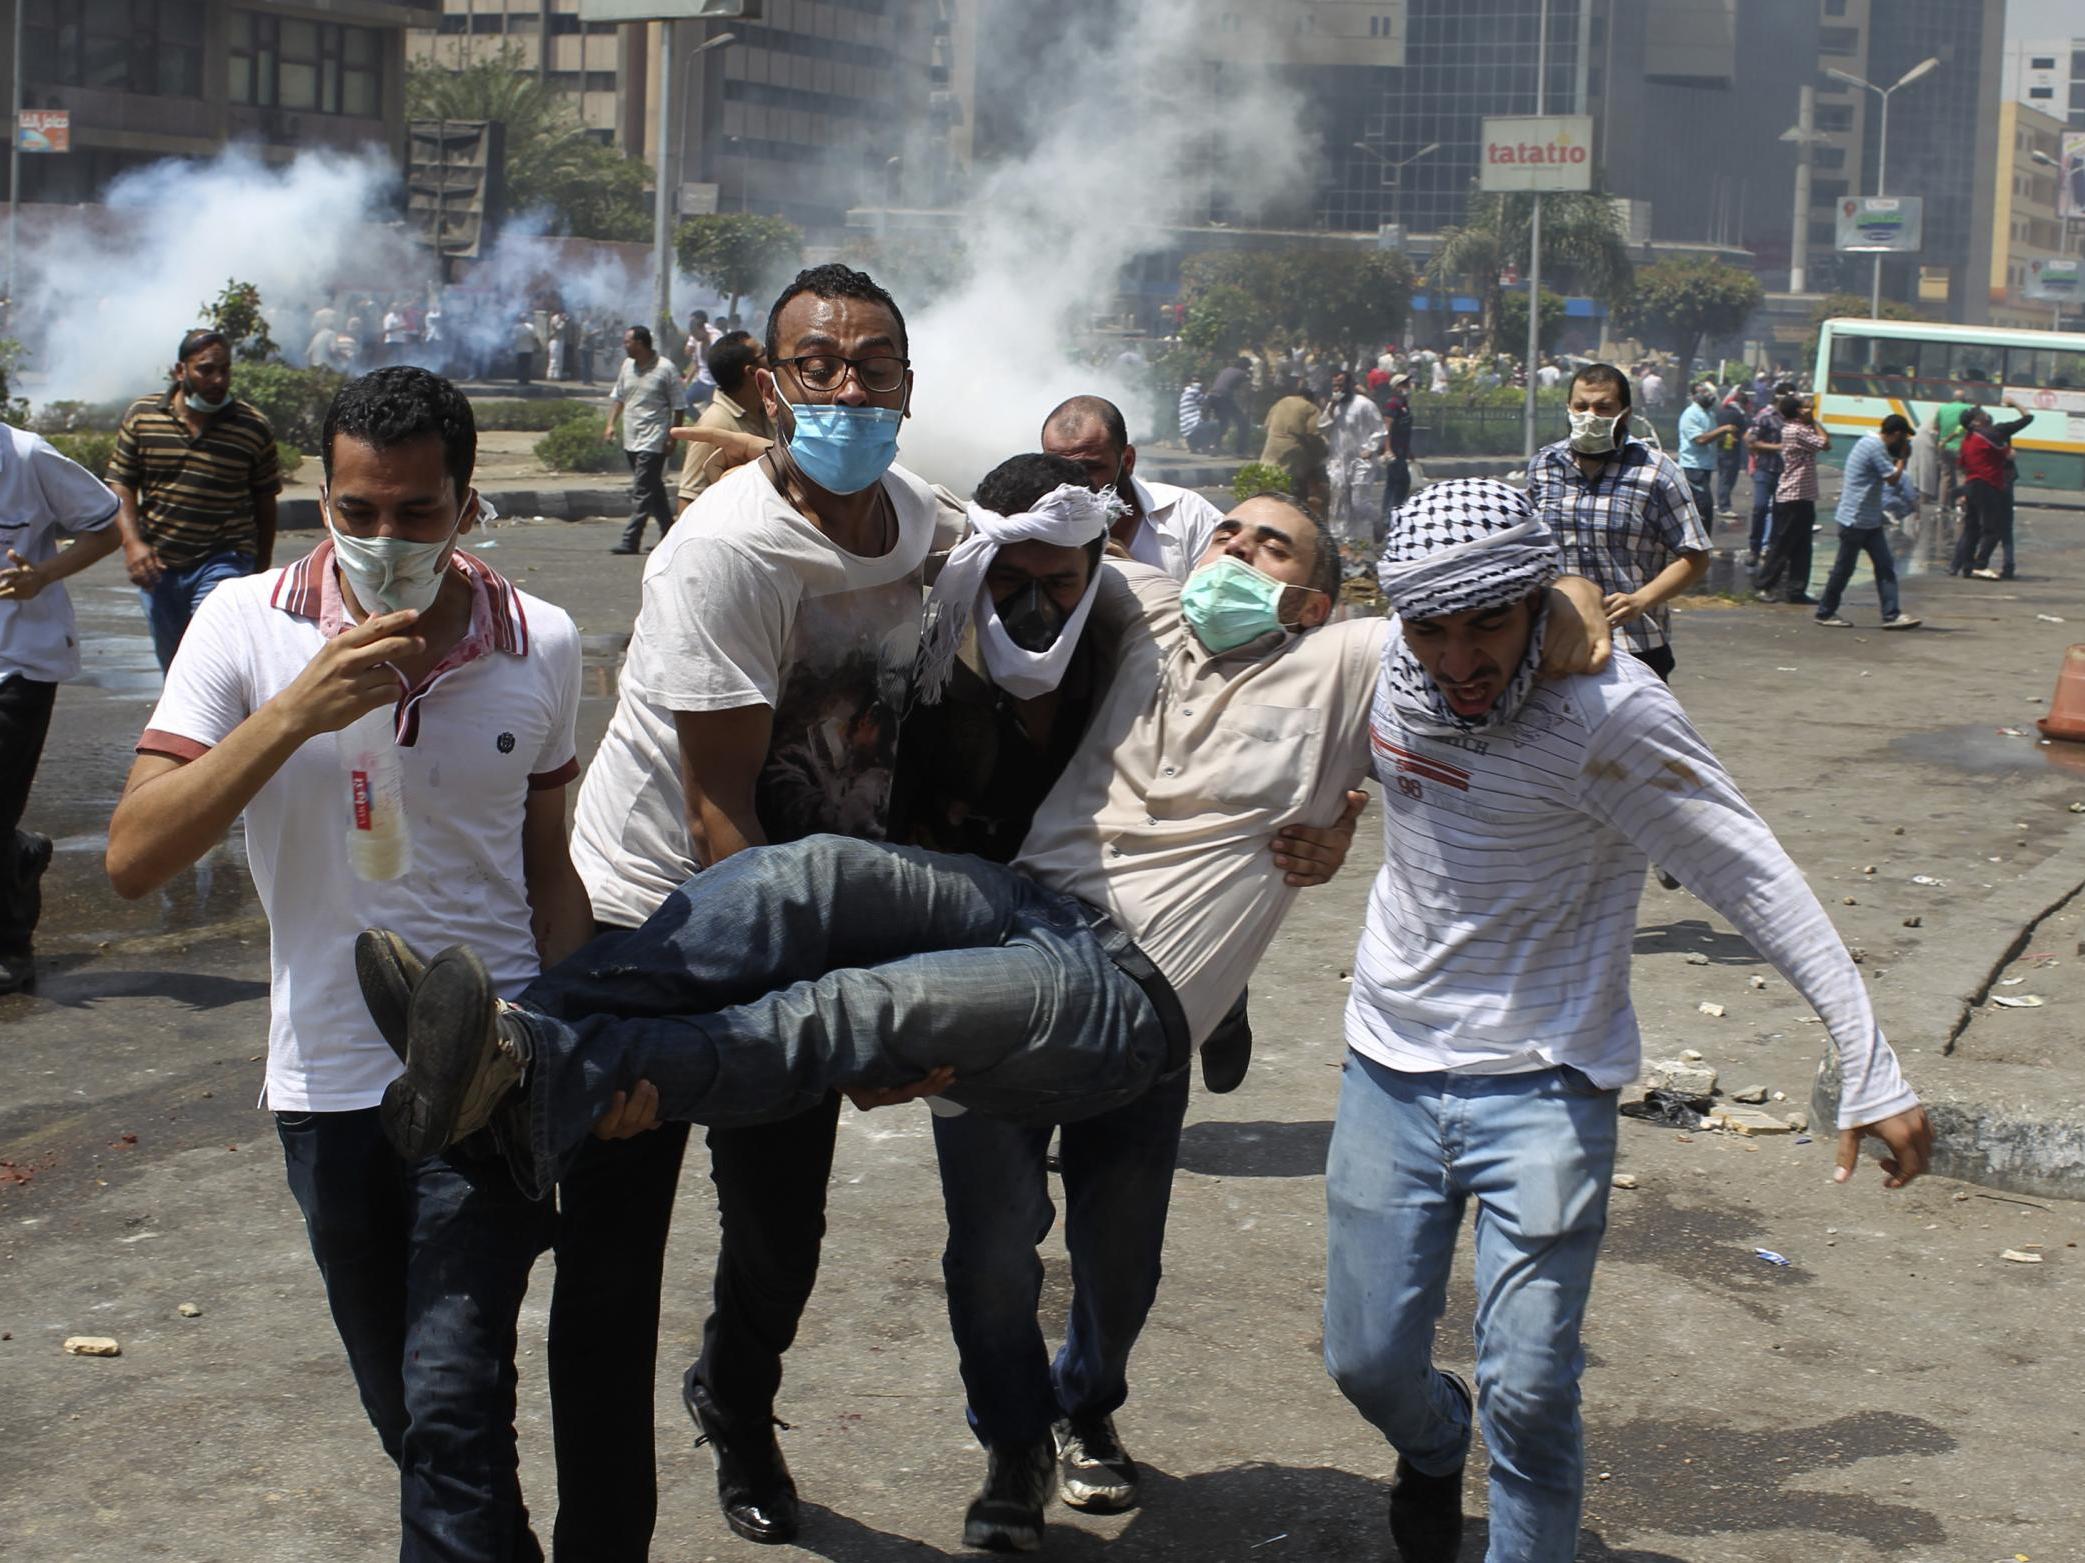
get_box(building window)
[1816,103,1855,132]
[24,0,204,97]
[2030,86,2054,100]
[1824,0,1846,14]
[1813,145,1846,170]
[230,9,383,116]
[2030,56,2057,70]
[1819,26,1858,56]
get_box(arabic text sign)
[18,110,68,154]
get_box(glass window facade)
[230,9,384,117]
[23,0,204,97]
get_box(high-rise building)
[2009,37,2085,129]
[407,2,629,142]
[2,0,429,206]
[1990,99,2069,325]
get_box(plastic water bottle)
[338,704,411,881]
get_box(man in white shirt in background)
[0,427,122,992]
[1318,368,1387,543]
[1324,479,1933,1563]
[606,324,685,556]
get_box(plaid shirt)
[1527,436,1710,655]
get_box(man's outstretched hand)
[846,1065,956,1113]
[1835,1105,1933,1189]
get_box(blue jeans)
[140,548,253,671]
[1323,1053,1618,1563]
[933,1063,1192,1449]
[1714,447,1743,512]
[1815,523,1901,621]
[276,1108,550,1563]
[512,836,1180,1201]
[1748,474,1776,556]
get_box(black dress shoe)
[1387,1372,1471,1563]
[1199,999,1253,1093]
[355,929,427,1061]
[609,543,640,555]
[684,1374,800,1544]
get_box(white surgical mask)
[327,499,465,616]
[1567,408,1625,456]
[181,377,231,414]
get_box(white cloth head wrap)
[916,483,1111,704]
[1377,479,1561,737]
[1376,478,1560,621]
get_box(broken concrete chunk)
[2000,1249,2045,1264]
[177,1304,202,1319]
[1610,1173,1639,1190]
[1698,1001,1727,1018]
[1643,1060,1717,1097]
[1679,1048,1705,1062]
[1784,1112,1810,1132]
[1684,952,1711,966]
[1731,1085,1769,1104]
[1749,974,1768,990]
[63,1337,121,1357]
[1709,1108,1795,1136]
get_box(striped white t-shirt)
[1346,644,1917,1130]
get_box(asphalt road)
[5,499,2085,1561]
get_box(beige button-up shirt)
[1015,561,1386,1044]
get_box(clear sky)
[2006,0,2077,45]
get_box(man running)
[1325,479,1931,1563]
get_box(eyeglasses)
[773,353,909,395]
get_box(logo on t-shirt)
[496,731,516,754]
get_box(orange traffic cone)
[2038,644,2085,742]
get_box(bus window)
[2049,349,2085,390]
[1910,339,1954,400]
[1827,332,1874,394]
[1948,343,2003,393]
[2007,346,2056,388]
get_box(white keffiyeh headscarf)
[1377,479,1561,736]
[915,483,1113,704]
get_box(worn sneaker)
[1968,568,2001,581]
[355,928,427,1061]
[1881,613,1923,631]
[1814,615,1854,628]
[0,949,32,995]
[963,1440,1055,1552]
[378,944,530,1161]
[1387,1371,1472,1563]
[684,1375,800,1545]
[1055,1414,1140,1512]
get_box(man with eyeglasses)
[566,263,961,1547]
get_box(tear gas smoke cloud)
[893,0,1313,491]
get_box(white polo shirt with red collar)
[138,539,581,1113]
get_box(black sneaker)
[0,949,32,995]
[355,929,427,1061]
[684,1375,800,1545]
[1054,1414,1139,1512]
[1199,1006,1253,1094]
[1387,1371,1471,1563]
[963,1440,1054,1552]
[14,830,52,933]
[376,944,530,1161]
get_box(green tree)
[1613,258,1765,372]
[1497,287,1568,357]
[674,213,806,325]
[407,49,652,242]
[1176,247,1413,371]
[203,279,279,363]
[1426,192,1633,355]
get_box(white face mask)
[327,499,466,616]
[1567,408,1625,455]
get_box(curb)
[278,486,628,531]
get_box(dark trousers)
[277,1108,551,1563]
[1201,395,1249,456]
[1382,456,1413,520]
[1714,448,1743,512]
[1974,489,2017,577]
[1816,525,1901,622]
[1954,481,2016,577]
[691,1093,844,1420]
[1631,644,1675,683]
[0,674,56,953]
[620,449,675,551]
[1753,497,1815,601]
[1681,466,1714,521]
[932,1065,1191,1451]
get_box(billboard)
[1478,116,1595,193]
[2061,131,2085,223]
[1834,196,1923,253]
[2024,257,2082,303]
[17,109,68,153]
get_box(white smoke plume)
[893,0,1314,490]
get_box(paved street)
[5,499,2085,1562]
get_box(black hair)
[1237,491,1341,600]
[321,365,477,495]
[1570,362,1632,408]
[176,328,229,364]
[690,309,709,324]
[626,323,654,350]
[764,263,908,361]
[1776,393,1802,419]
[706,330,762,395]
[973,452,1107,577]
[1042,394,1129,451]
[1880,413,1913,438]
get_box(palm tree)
[1427,191,1634,355]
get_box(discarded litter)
[1697,1001,1726,1018]
[1754,1249,1792,1268]
[2037,614,2066,624]
[1683,953,1711,966]
[1910,875,1946,887]
[1992,994,2046,1008]
[1794,1135,1813,1145]
[1621,1089,1713,1130]
[471,539,500,549]
[1903,915,1923,928]
[1776,666,1799,672]
[2001,977,2025,986]
[1749,974,1768,989]
[2071,802,2085,814]
[2000,1249,2045,1265]
[1998,727,2027,737]
[177,1303,202,1319]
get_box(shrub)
[472,397,601,432]
[51,431,119,478]
[277,443,304,481]
[1231,462,1293,503]
[236,362,346,453]
[534,411,622,473]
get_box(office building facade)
[407,1,628,141]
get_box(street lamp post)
[1353,140,1440,234]
[2031,147,2074,332]
[1825,57,1939,319]
[653,29,737,342]
[1522,0,1550,467]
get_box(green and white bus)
[1813,317,2085,491]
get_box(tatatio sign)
[1834,196,1923,253]
[1478,115,1595,193]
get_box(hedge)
[472,397,602,432]
[534,411,624,473]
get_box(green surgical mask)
[1181,556,1305,653]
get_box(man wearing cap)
[1325,478,1933,1563]
[106,329,283,670]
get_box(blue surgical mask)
[782,404,903,495]
[1180,555,1307,654]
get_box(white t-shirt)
[138,544,581,1112]
[1122,475,1225,583]
[0,427,121,683]
[572,459,952,929]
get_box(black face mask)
[994,580,1067,653]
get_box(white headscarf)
[916,483,1112,704]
